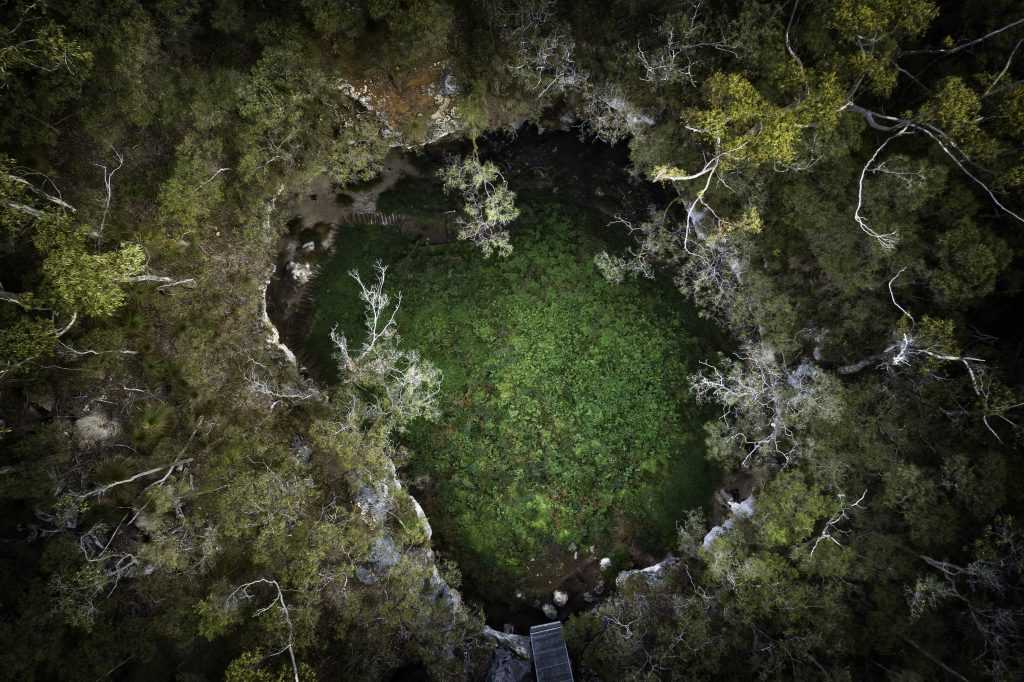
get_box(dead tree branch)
[844,103,1024,248]
[227,578,300,682]
[93,146,124,246]
[901,17,1024,56]
[810,489,867,556]
[77,459,194,500]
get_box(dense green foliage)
[2,0,1024,680]
[397,213,712,585]
[306,207,716,591]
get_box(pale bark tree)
[93,146,123,247]
[595,205,745,321]
[692,344,842,469]
[843,102,1024,249]
[76,457,194,500]
[440,156,519,258]
[636,0,735,86]
[227,578,301,682]
[840,270,1023,442]
[330,261,441,430]
[246,357,319,409]
[581,84,657,144]
[497,0,588,98]
[809,489,867,557]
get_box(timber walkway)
[529,622,574,682]
[348,211,405,226]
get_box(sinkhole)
[271,126,724,625]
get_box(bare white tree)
[851,128,909,249]
[78,518,140,596]
[650,135,755,262]
[76,458,194,500]
[809,489,867,556]
[440,155,519,258]
[497,0,589,98]
[692,344,844,469]
[93,146,124,247]
[3,169,77,215]
[595,203,745,322]
[593,212,668,284]
[581,84,657,144]
[844,102,1024,249]
[636,1,735,86]
[840,269,1023,442]
[227,578,300,682]
[692,344,793,468]
[330,261,441,430]
[246,357,319,409]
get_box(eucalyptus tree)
[440,155,520,257]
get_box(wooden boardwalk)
[530,622,574,682]
[349,212,405,226]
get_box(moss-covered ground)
[305,196,720,594]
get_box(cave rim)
[289,130,727,615]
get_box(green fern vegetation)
[306,204,719,592]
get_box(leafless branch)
[809,489,867,556]
[901,17,1024,56]
[5,172,77,212]
[246,357,318,407]
[93,146,124,247]
[195,167,230,191]
[77,458,194,500]
[887,268,914,324]
[57,339,137,357]
[853,128,909,249]
[635,3,735,86]
[330,261,401,373]
[227,578,300,682]
[983,39,1023,97]
[785,0,805,73]
[844,103,1024,246]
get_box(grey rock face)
[440,70,459,97]
[293,444,312,464]
[482,626,531,660]
[409,495,432,541]
[369,536,400,570]
[355,536,401,585]
[427,565,462,611]
[354,482,392,527]
[485,648,532,682]
[615,555,679,589]
[354,566,376,585]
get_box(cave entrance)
[280,125,723,627]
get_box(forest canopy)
[1,1,1023,681]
